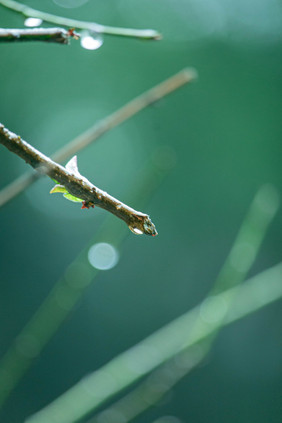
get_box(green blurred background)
[0,0,282,422]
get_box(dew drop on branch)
[24,18,43,27]
[80,30,104,50]
[129,227,144,235]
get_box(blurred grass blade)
[26,185,280,423]
[27,264,282,423]
[0,150,172,411]
[88,262,282,423]
[85,185,281,423]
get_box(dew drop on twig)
[24,18,43,27]
[129,226,144,235]
[80,30,104,50]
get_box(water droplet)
[80,30,104,50]
[88,243,119,270]
[24,17,43,27]
[129,226,144,235]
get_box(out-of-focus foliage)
[0,1,282,422]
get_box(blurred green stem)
[0,0,161,40]
[26,185,280,423]
[89,263,282,423]
[28,263,282,423]
[0,68,197,208]
[87,184,281,423]
[0,150,171,412]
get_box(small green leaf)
[63,193,83,203]
[50,181,83,203]
[50,184,68,194]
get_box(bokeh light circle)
[88,243,119,270]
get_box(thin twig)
[0,123,157,236]
[0,68,197,207]
[0,27,77,44]
[0,0,161,40]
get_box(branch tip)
[182,67,198,82]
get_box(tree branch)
[0,123,157,236]
[0,68,197,207]
[0,0,161,40]
[0,27,77,44]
